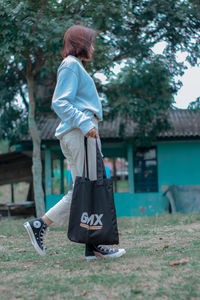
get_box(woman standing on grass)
[24,24,126,260]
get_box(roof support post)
[60,158,64,194]
[127,144,134,193]
[45,148,52,195]
[11,183,14,203]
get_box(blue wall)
[114,192,166,217]
[45,192,167,218]
[157,141,200,190]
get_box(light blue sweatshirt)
[51,55,103,139]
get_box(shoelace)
[97,245,115,253]
[40,226,49,247]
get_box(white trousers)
[45,117,102,226]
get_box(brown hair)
[62,25,98,68]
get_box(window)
[103,157,129,193]
[134,147,158,193]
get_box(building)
[15,109,200,217]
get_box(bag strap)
[82,137,89,179]
[95,138,107,185]
[82,136,107,184]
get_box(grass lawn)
[0,213,200,299]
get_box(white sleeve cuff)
[79,120,95,136]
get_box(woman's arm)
[52,66,95,136]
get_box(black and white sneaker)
[85,244,126,261]
[24,218,48,256]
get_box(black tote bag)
[67,136,119,245]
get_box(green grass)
[116,180,129,192]
[1,213,200,299]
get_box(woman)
[24,25,126,260]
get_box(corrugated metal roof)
[164,110,200,137]
[22,109,200,141]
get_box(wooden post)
[11,183,14,203]
[69,169,73,190]
[112,158,117,193]
[26,181,34,201]
[45,148,52,195]
[60,158,64,194]
[127,144,134,193]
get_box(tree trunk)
[27,76,45,217]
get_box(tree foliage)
[0,0,200,142]
[0,69,28,144]
[103,57,176,145]
[187,97,200,111]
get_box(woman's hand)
[85,127,98,138]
